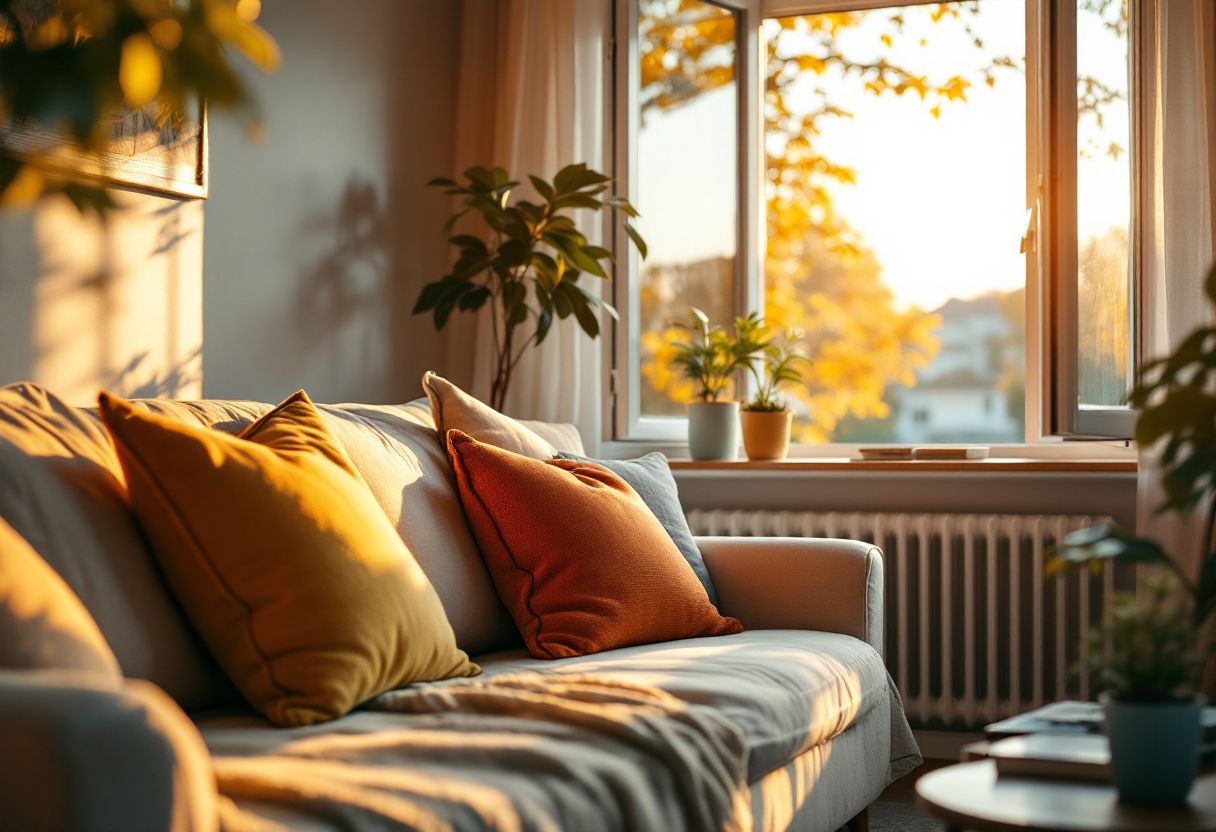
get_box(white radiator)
[687,510,1124,730]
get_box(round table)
[916,760,1216,832]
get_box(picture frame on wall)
[0,97,208,199]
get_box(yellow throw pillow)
[99,390,478,727]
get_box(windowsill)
[665,458,1135,473]
[598,439,1138,464]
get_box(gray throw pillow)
[555,452,718,607]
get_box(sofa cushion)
[473,630,890,780]
[556,451,717,606]
[449,430,742,659]
[423,372,585,459]
[0,515,123,683]
[128,396,521,657]
[0,384,237,711]
[99,391,480,727]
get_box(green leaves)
[1045,522,1169,579]
[416,163,645,410]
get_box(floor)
[847,759,953,832]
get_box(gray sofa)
[0,383,920,832]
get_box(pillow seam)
[108,427,292,702]
[453,441,558,660]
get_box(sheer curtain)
[1135,0,1216,579]
[445,0,609,452]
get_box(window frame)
[608,0,763,442]
[1039,0,1145,441]
[607,0,1145,453]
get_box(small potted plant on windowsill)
[668,307,767,461]
[1046,264,1216,806]
[739,324,811,461]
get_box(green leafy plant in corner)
[1047,263,1216,701]
[740,322,811,413]
[415,163,645,412]
[1077,572,1204,702]
[668,308,770,403]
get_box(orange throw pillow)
[448,430,742,658]
[100,391,479,726]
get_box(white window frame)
[607,0,763,443]
[607,0,1143,456]
[1039,0,1144,440]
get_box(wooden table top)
[916,761,1216,832]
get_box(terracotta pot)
[741,409,793,460]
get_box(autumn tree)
[638,0,1018,439]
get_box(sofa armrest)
[0,669,217,832]
[696,537,884,656]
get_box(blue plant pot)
[1102,691,1204,806]
[687,401,740,461]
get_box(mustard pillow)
[0,515,123,683]
[99,390,478,727]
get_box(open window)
[1042,0,1138,439]
[610,0,1143,445]
[612,0,763,441]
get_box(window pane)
[763,2,1027,443]
[636,0,738,418]
[1076,0,1132,408]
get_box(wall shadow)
[292,177,388,382]
[384,0,464,401]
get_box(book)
[988,733,1111,782]
[912,446,990,460]
[985,700,1103,737]
[987,700,1216,739]
[857,446,915,460]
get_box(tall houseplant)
[415,164,645,412]
[740,324,810,460]
[1048,263,1216,805]
[668,308,768,460]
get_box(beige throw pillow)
[422,372,584,460]
[0,516,123,684]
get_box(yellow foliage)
[119,32,162,109]
[635,2,1024,440]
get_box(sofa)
[0,383,920,832]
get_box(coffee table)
[916,759,1216,831]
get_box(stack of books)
[967,700,1216,783]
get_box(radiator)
[686,510,1127,730]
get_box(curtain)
[445,0,609,453]
[1135,0,1216,580]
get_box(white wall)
[0,192,204,405]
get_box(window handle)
[1020,205,1037,254]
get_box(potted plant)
[739,322,810,461]
[668,308,769,460]
[1047,264,1216,805]
[415,164,645,412]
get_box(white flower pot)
[687,401,740,461]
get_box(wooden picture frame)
[0,98,208,199]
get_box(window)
[1045,0,1137,437]
[611,0,1144,445]
[613,0,761,440]
[635,0,740,418]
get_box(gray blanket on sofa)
[213,673,753,832]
